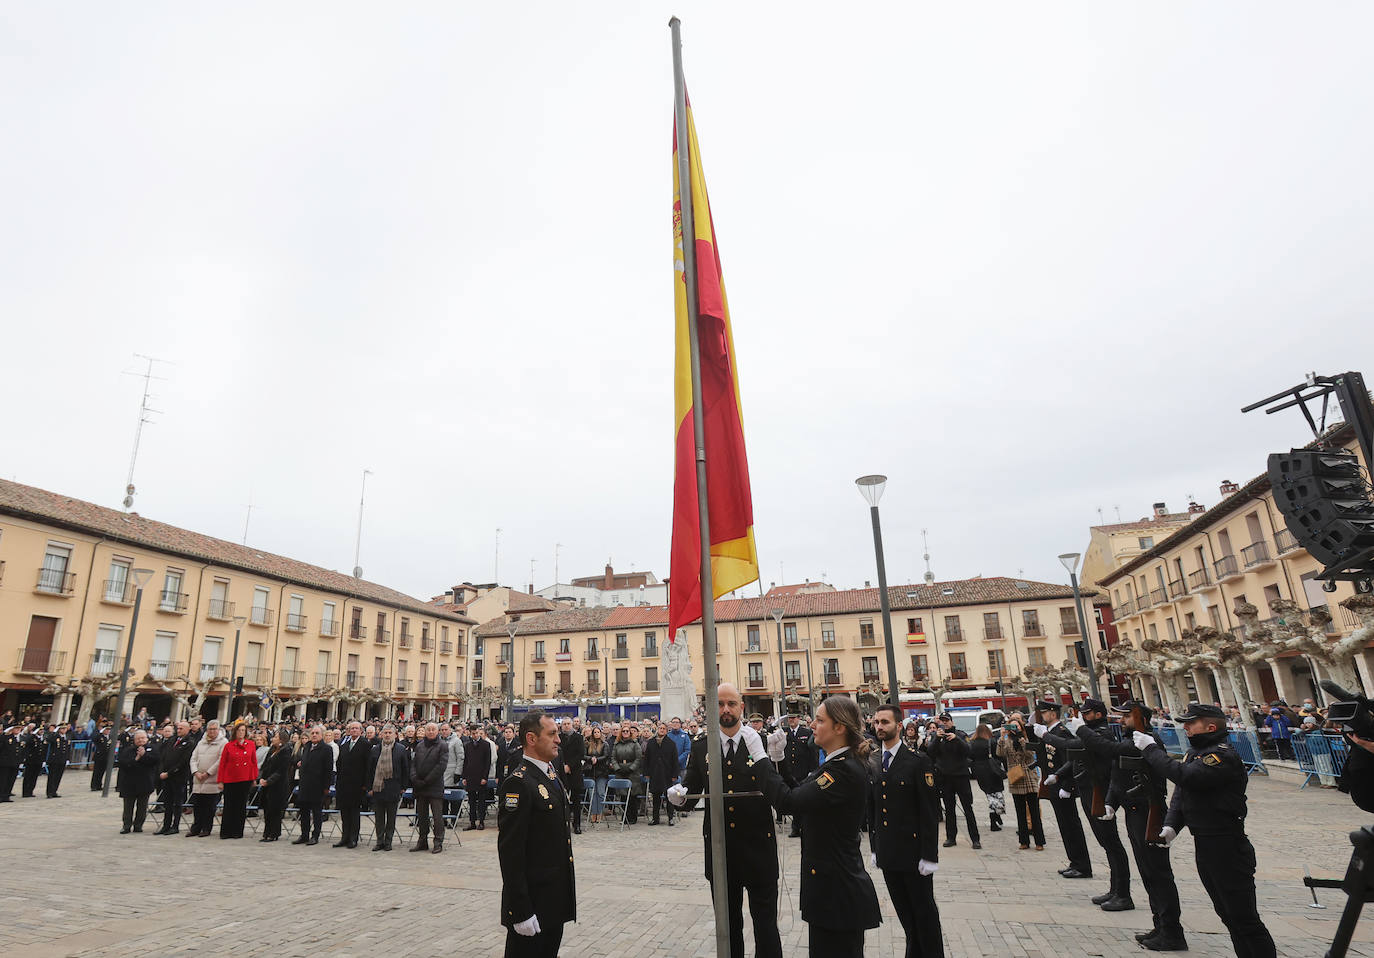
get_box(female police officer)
[744,694,881,957]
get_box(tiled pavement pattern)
[1,776,1372,957]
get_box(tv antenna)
[352,469,372,578]
[121,354,170,511]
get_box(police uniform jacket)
[868,741,940,869]
[1039,722,1079,796]
[680,731,779,884]
[784,726,818,782]
[45,732,71,767]
[0,731,19,769]
[294,740,334,804]
[1071,718,1121,795]
[497,757,576,928]
[90,731,110,769]
[115,740,160,797]
[1142,727,1247,836]
[497,739,523,780]
[1093,728,1168,811]
[158,734,195,783]
[760,748,882,932]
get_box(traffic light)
[1268,448,1374,569]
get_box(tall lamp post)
[1058,553,1103,702]
[102,567,152,797]
[800,635,816,717]
[856,475,901,707]
[226,614,247,722]
[506,621,518,720]
[769,608,787,717]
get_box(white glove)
[740,725,768,762]
[514,915,541,937]
[1098,805,1116,821]
[1058,788,1071,800]
[1132,731,1156,751]
[1032,723,1047,737]
[918,859,938,876]
[1044,774,1057,786]
[870,852,878,868]
[666,783,688,806]
[1156,826,1177,847]
[1065,717,1085,733]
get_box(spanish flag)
[669,96,759,637]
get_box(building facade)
[0,479,474,724]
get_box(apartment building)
[0,479,474,723]
[1100,425,1372,707]
[473,576,1100,719]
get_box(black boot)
[410,837,429,852]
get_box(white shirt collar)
[823,745,850,763]
[883,740,903,760]
[525,755,555,778]
[720,727,744,748]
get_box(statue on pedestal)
[659,630,697,722]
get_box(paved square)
[0,775,1371,956]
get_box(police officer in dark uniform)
[89,722,111,790]
[1107,701,1186,951]
[668,683,782,958]
[0,726,20,801]
[1067,698,1132,910]
[783,713,816,837]
[21,725,47,797]
[1034,700,1092,879]
[869,703,942,958]
[498,711,576,958]
[1136,702,1276,958]
[45,722,72,797]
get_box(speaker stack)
[1268,449,1374,569]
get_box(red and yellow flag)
[669,97,759,637]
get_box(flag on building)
[669,96,759,637]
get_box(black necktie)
[726,738,735,762]
[882,750,892,772]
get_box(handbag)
[1007,763,1026,786]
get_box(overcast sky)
[3,4,1372,603]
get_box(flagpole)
[671,16,732,958]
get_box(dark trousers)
[262,796,286,839]
[503,920,564,958]
[337,790,363,843]
[45,761,65,796]
[1049,790,1091,873]
[122,793,150,830]
[650,790,676,824]
[90,761,106,791]
[191,792,220,835]
[1274,738,1294,760]
[807,924,864,958]
[714,874,782,958]
[466,782,487,823]
[1124,806,1182,935]
[1081,795,1131,897]
[883,869,943,958]
[22,762,42,797]
[1194,833,1276,958]
[415,793,446,843]
[373,798,399,847]
[940,776,979,842]
[1012,792,1045,846]
[566,779,582,829]
[298,802,324,839]
[160,778,186,831]
[0,765,17,799]
[220,780,251,837]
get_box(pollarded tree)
[1187,626,1257,728]
[1235,598,1372,694]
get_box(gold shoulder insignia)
[818,771,835,790]
[925,772,934,787]
[1202,753,1221,766]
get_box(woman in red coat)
[217,721,259,839]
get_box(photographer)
[927,713,980,849]
[997,714,1044,850]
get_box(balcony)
[88,651,120,677]
[1275,528,1303,555]
[146,659,183,681]
[785,678,804,690]
[984,626,1004,641]
[421,637,434,652]
[419,680,434,694]
[613,647,630,659]
[614,681,631,694]
[249,607,274,627]
[746,676,767,690]
[584,650,601,661]
[1166,578,1185,600]
[1022,624,1044,638]
[345,671,362,688]
[910,671,929,686]
[435,682,452,695]
[1060,622,1081,637]
[241,667,271,686]
[395,678,411,693]
[101,579,136,606]
[643,677,660,692]
[906,632,926,645]
[782,639,800,652]
[279,669,305,687]
[949,669,970,682]
[285,613,308,633]
[1150,588,1167,607]
[861,671,882,685]
[317,671,337,688]
[399,632,413,649]
[16,648,66,673]
[554,651,573,663]
[1214,555,1242,582]
[1115,598,1136,617]
[370,676,391,691]
[197,664,229,682]
[530,653,546,664]
[586,682,601,695]
[470,681,484,695]
[739,639,768,654]
[207,599,235,621]
[944,628,964,643]
[36,568,76,596]
[819,636,840,650]
[348,623,367,641]
[643,644,658,657]
[1242,540,1275,570]
[1187,568,1214,592]
[158,590,189,613]
[531,681,548,696]
[374,628,391,646]
[456,642,468,656]
[823,670,843,687]
[319,619,341,638]
[440,640,453,654]
[497,653,512,667]
[854,634,880,649]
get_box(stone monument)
[659,630,697,722]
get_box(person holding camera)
[927,713,980,849]
[1134,702,1275,958]
[997,715,1044,851]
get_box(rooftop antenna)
[1114,505,1122,522]
[495,528,503,584]
[121,354,170,511]
[554,542,562,597]
[242,489,254,545]
[529,557,537,593]
[352,468,372,578]
[922,529,935,586]
[1096,506,1104,524]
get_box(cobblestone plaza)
[1,776,1372,957]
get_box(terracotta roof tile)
[1091,513,1196,533]
[476,607,614,637]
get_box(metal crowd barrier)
[1291,730,1348,789]
[1150,723,1267,776]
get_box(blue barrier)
[1291,730,1347,788]
[1152,723,1266,775]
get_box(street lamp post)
[801,635,816,717]
[770,608,786,718]
[1059,553,1103,702]
[227,615,247,723]
[506,622,518,721]
[102,568,152,797]
[856,475,901,708]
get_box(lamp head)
[769,608,784,624]
[131,568,154,590]
[855,474,888,507]
[507,622,518,639]
[1058,553,1081,575]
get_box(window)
[559,637,571,655]
[747,662,764,687]
[616,632,629,654]
[438,664,448,687]
[586,637,598,659]
[151,631,176,679]
[558,670,571,693]
[644,632,657,655]
[396,659,408,683]
[500,641,511,664]
[615,667,629,692]
[910,654,928,679]
[1148,623,1159,641]
[988,648,1006,676]
[943,615,962,640]
[1207,605,1222,629]
[1139,536,1154,550]
[39,543,72,593]
[821,621,836,648]
[1027,647,1046,668]
[824,658,841,683]
[93,624,122,675]
[859,618,875,645]
[983,612,1000,639]
[784,660,802,685]
[1059,606,1080,635]
[282,645,299,675]
[1166,618,1178,641]
[161,570,184,611]
[1094,605,1104,626]
[200,637,223,679]
[906,617,922,635]
[287,594,305,631]
[1021,609,1042,637]
[344,652,357,685]
[948,652,968,679]
[1073,640,1089,668]
[644,666,659,691]
[318,649,333,684]
[253,587,271,621]
[1184,611,1197,630]
[861,656,879,683]
[533,640,545,661]
[104,559,131,602]
[746,624,761,651]
[373,657,386,684]
[586,669,599,692]
[783,622,798,649]
[534,671,546,694]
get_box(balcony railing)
[1187,568,1212,591]
[345,671,362,688]
[984,626,1004,641]
[854,634,879,648]
[146,659,183,681]
[783,639,800,651]
[370,676,391,691]
[197,663,229,682]
[279,669,305,687]
[395,678,411,693]
[1242,540,1274,568]
[102,579,135,605]
[586,682,601,694]
[440,640,453,654]
[16,648,66,673]
[418,680,434,694]
[944,628,964,643]
[399,633,413,649]
[614,681,631,694]
[1022,624,1044,638]
[949,669,970,681]
[643,644,657,657]
[249,607,274,627]
[584,650,600,661]
[349,623,367,640]
[861,671,882,684]
[739,639,768,654]
[554,686,573,696]
[643,678,660,692]
[746,677,767,689]
[159,590,189,613]
[421,637,434,651]
[823,671,843,686]
[613,647,630,659]
[374,628,391,646]
[470,681,484,694]
[456,642,468,656]
[435,682,452,695]
[1275,528,1302,554]
[207,599,235,621]
[1214,555,1242,581]
[285,613,308,632]
[1150,588,1167,606]
[89,651,120,676]
[497,653,512,666]
[1060,622,1081,636]
[241,667,271,686]
[910,671,929,686]
[530,653,546,664]
[319,619,341,638]
[819,636,839,650]
[785,678,804,689]
[532,682,548,695]
[1116,599,1136,617]
[1167,579,1186,599]
[36,568,76,596]
[317,671,337,688]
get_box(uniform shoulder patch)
[818,771,835,789]
[924,772,934,787]
[504,792,520,808]
[1202,753,1221,766]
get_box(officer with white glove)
[1058,788,1072,800]
[1132,730,1157,752]
[1098,805,1116,821]
[1065,716,1086,734]
[1154,825,1177,847]
[666,783,688,806]
[513,915,541,937]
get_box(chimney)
[1188,500,1205,515]
[1152,502,1167,518]
[864,580,871,588]
[1219,479,1239,496]
[604,563,614,590]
